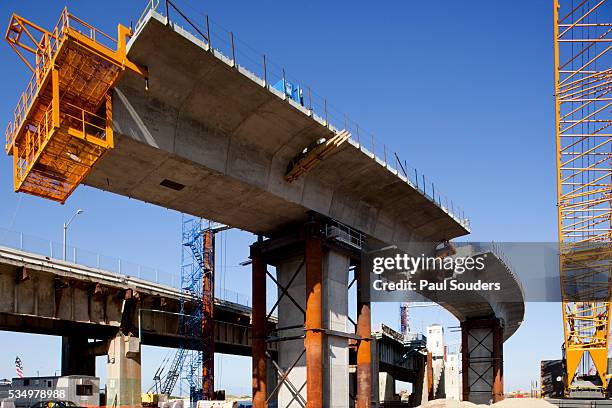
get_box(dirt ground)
[417,398,559,408]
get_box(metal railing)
[324,220,365,250]
[135,0,471,231]
[0,227,251,307]
[15,102,54,186]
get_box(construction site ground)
[418,398,558,407]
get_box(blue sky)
[0,0,561,396]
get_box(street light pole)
[63,209,84,261]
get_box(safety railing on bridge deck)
[455,241,525,296]
[0,227,252,307]
[134,0,471,232]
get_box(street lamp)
[63,209,84,261]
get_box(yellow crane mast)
[554,0,612,397]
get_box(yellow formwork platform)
[4,8,145,203]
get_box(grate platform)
[4,9,145,203]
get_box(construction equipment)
[553,0,612,397]
[400,302,410,339]
[4,8,146,203]
[163,348,188,396]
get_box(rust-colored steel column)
[202,229,215,400]
[251,244,267,408]
[492,320,504,402]
[461,321,470,402]
[427,351,434,400]
[356,265,371,408]
[305,232,323,408]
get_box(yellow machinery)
[4,8,145,203]
[554,0,612,396]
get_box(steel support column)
[356,265,371,408]
[461,317,504,404]
[427,351,434,400]
[305,230,323,408]
[461,326,469,402]
[252,244,267,408]
[202,229,215,399]
[492,320,503,403]
[61,336,95,376]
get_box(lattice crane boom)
[554,0,612,397]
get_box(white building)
[426,324,446,398]
[426,324,445,358]
[445,353,461,400]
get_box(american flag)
[15,356,23,378]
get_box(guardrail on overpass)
[0,227,251,306]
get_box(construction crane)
[554,0,612,397]
[400,302,410,339]
[161,348,187,396]
[399,302,438,339]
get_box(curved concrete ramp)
[434,249,525,341]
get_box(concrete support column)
[276,255,307,408]
[275,230,351,408]
[378,372,395,403]
[251,245,267,408]
[106,332,141,408]
[356,265,371,408]
[61,336,95,376]
[461,317,504,404]
[321,244,350,408]
[305,234,323,408]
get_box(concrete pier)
[274,247,351,407]
[106,332,142,408]
[461,317,503,404]
[252,222,357,408]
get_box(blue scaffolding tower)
[178,215,215,406]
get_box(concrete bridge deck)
[84,10,469,254]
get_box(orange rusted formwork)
[4,9,146,203]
